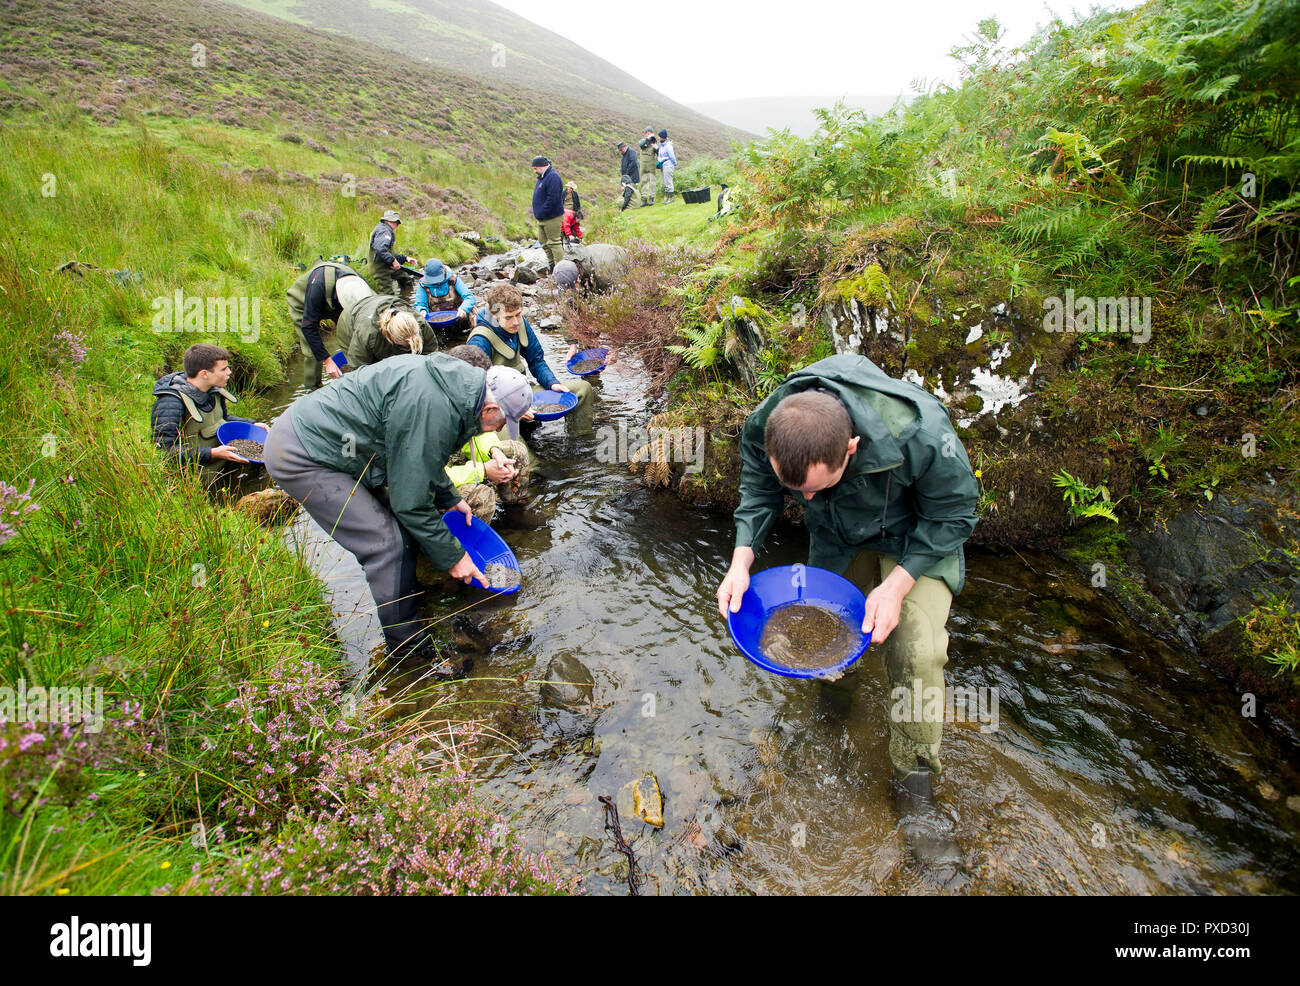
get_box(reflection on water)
[256,331,1300,895]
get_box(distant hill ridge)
[0,0,745,181]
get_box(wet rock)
[234,488,297,526]
[513,265,538,285]
[617,774,665,828]
[537,315,563,331]
[540,653,594,710]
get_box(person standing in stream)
[367,209,412,295]
[715,353,979,885]
[467,282,592,413]
[530,155,565,271]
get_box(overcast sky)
[492,0,1148,104]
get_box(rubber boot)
[892,768,964,887]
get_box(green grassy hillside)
[224,0,754,149]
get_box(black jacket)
[621,147,640,183]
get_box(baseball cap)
[484,366,533,439]
[382,209,401,223]
[531,155,549,167]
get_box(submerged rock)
[540,653,594,710]
[617,774,664,828]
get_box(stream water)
[251,323,1300,896]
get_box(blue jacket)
[413,277,476,317]
[467,311,559,390]
[532,166,564,221]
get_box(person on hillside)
[467,282,593,413]
[367,210,412,295]
[413,259,476,329]
[638,129,658,206]
[618,174,643,212]
[443,345,532,522]
[263,354,533,669]
[286,259,375,388]
[657,129,677,202]
[336,293,438,369]
[618,141,639,187]
[562,182,584,247]
[715,353,979,884]
[531,155,565,271]
[151,344,268,483]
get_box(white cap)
[484,366,533,439]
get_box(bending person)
[336,294,439,369]
[264,355,533,668]
[286,259,374,387]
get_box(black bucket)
[681,186,712,204]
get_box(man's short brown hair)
[184,344,232,378]
[446,344,491,370]
[765,391,852,487]
[485,283,524,316]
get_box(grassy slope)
[0,0,738,206]
[223,0,755,149]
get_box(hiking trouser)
[264,405,428,657]
[370,265,398,296]
[640,171,656,205]
[843,548,954,779]
[661,162,675,197]
[537,216,564,268]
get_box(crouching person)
[151,343,267,485]
[263,353,533,671]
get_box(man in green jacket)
[715,353,979,879]
[263,354,534,668]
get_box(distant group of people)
[615,128,677,210]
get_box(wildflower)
[56,888,69,895]
[159,861,171,870]
[975,469,983,479]
[0,479,39,547]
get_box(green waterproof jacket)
[735,354,979,594]
[289,353,486,570]
[336,294,437,368]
